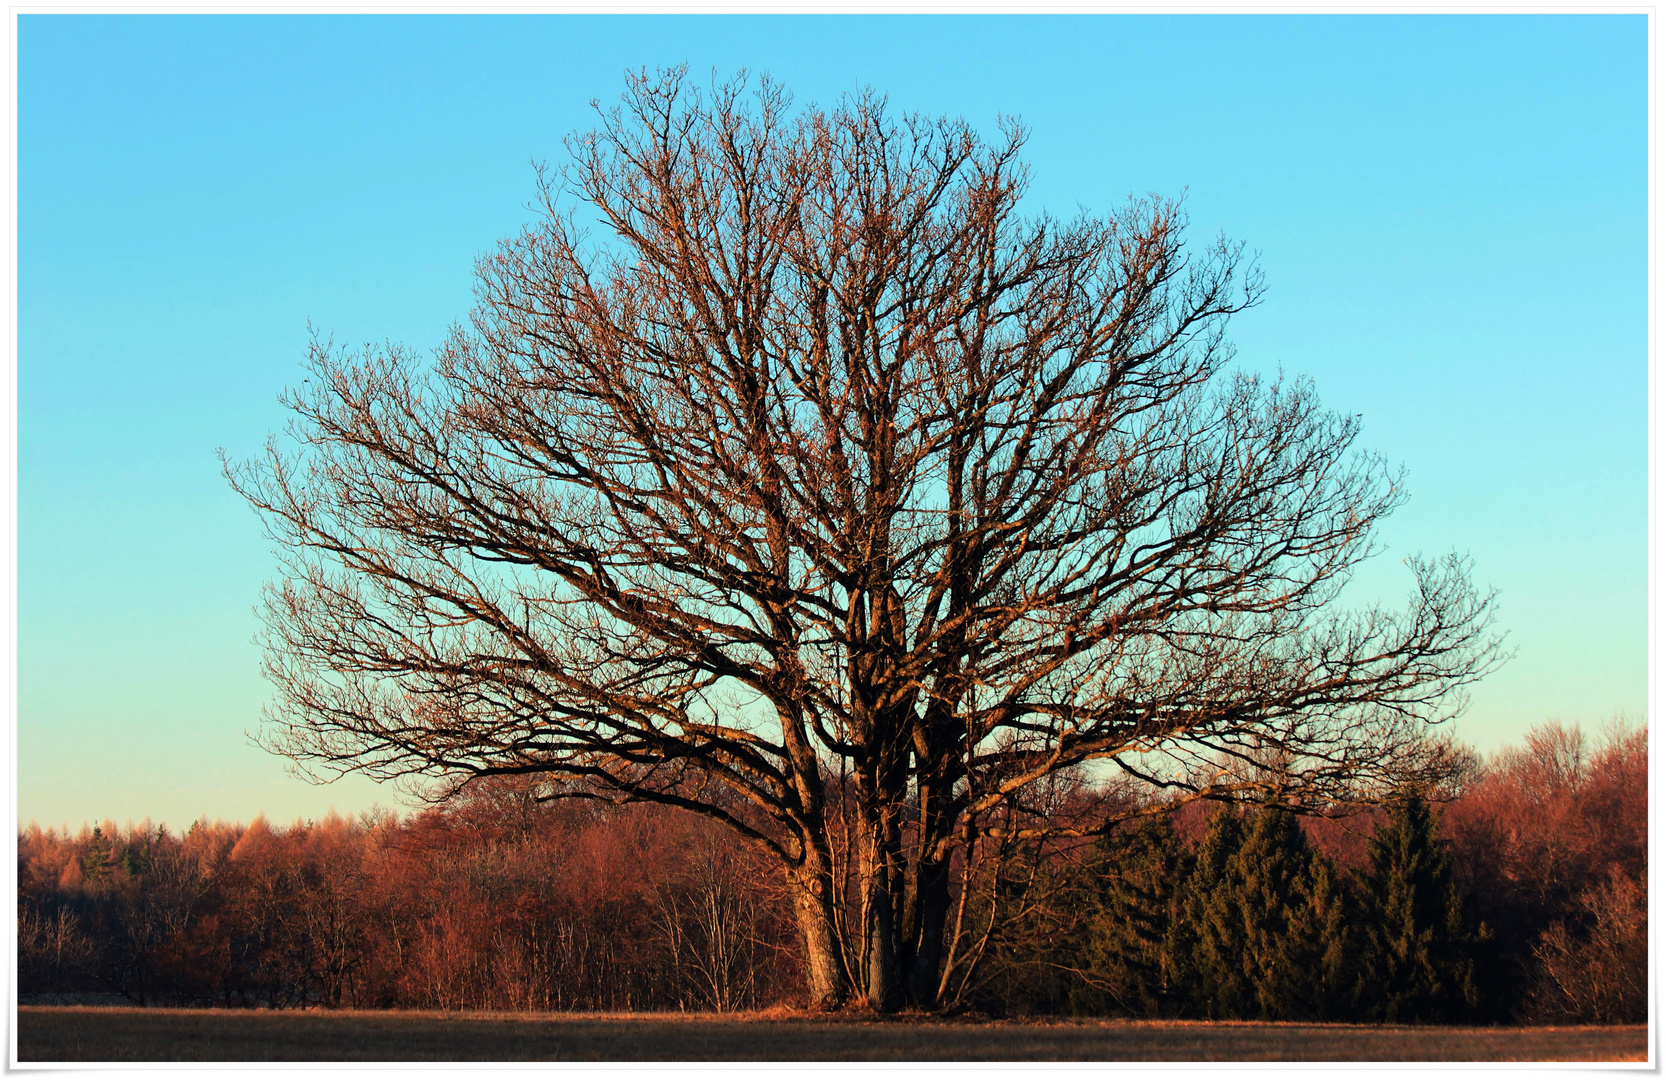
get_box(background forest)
[17,722,1645,1024]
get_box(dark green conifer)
[1188,805,1356,1020]
[120,827,158,878]
[1074,814,1194,1017]
[1356,792,1482,1022]
[81,826,114,888]
[1233,808,1355,1020]
[1182,805,1254,1019]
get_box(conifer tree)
[1188,805,1356,1020]
[81,826,114,889]
[1183,805,1254,1018]
[1305,856,1358,1019]
[1356,792,1482,1022]
[1234,809,1355,1020]
[119,827,160,879]
[1074,815,1194,1017]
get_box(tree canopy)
[228,68,1502,1009]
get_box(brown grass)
[15,1006,1647,1063]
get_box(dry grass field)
[14,1006,1649,1062]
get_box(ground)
[14,1006,1649,1062]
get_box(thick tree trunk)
[899,723,965,1009]
[857,713,911,1013]
[787,864,849,1010]
[865,871,903,1011]
[905,855,954,1007]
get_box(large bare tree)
[228,69,1501,1011]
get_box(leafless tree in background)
[651,824,778,1012]
[227,68,1502,1011]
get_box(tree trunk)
[856,708,911,1013]
[905,854,954,1008]
[900,721,965,1009]
[787,864,849,1010]
[865,869,903,1011]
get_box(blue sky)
[16,14,1648,830]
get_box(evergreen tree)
[1356,792,1483,1022]
[120,827,159,878]
[1182,805,1254,1019]
[1187,805,1356,1021]
[1073,814,1194,1017]
[81,826,114,889]
[1231,808,1355,1020]
[1305,856,1358,1019]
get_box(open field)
[15,1006,1649,1062]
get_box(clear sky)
[16,14,1648,832]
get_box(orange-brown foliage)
[17,724,1645,1019]
[18,788,802,1010]
[1441,722,1647,1020]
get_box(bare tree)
[650,824,776,1012]
[227,68,1501,1011]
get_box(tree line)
[17,721,1643,1022]
[974,720,1647,1024]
